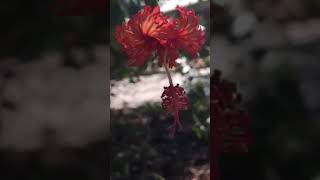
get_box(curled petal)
[139,6,168,38]
[176,6,206,57]
[161,84,189,134]
[115,24,154,66]
[114,6,168,67]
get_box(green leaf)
[151,173,166,180]
[144,0,159,7]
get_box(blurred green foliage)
[188,82,209,141]
[111,104,209,179]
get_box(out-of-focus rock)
[0,47,108,150]
[232,11,257,38]
[110,73,184,110]
[211,36,251,76]
[251,21,287,48]
[253,0,307,20]
[285,19,320,45]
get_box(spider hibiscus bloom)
[175,6,205,58]
[158,6,206,68]
[115,6,168,67]
[114,5,206,135]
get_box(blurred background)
[110,0,210,179]
[212,0,320,179]
[0,1,108,179]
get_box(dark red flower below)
[211,69,253,180]
[161,84,189,134]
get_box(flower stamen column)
[161,56,186,134]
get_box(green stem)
[164,62,173,86]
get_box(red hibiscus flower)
[176,6,206,56]
[157,6,206,68]
[115,5,205,68]
[115,6,168,67]
[114,5,206,134]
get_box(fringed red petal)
[175,6,206,58]
[114,6,168,67]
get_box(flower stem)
[164,62,173,86]
[163,49,173,86]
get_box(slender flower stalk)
[162,56,187,135]
[164,61,173,86]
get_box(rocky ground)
[0,46,108,149]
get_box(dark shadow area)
[212,0,320,179]
[0,1,108,179]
